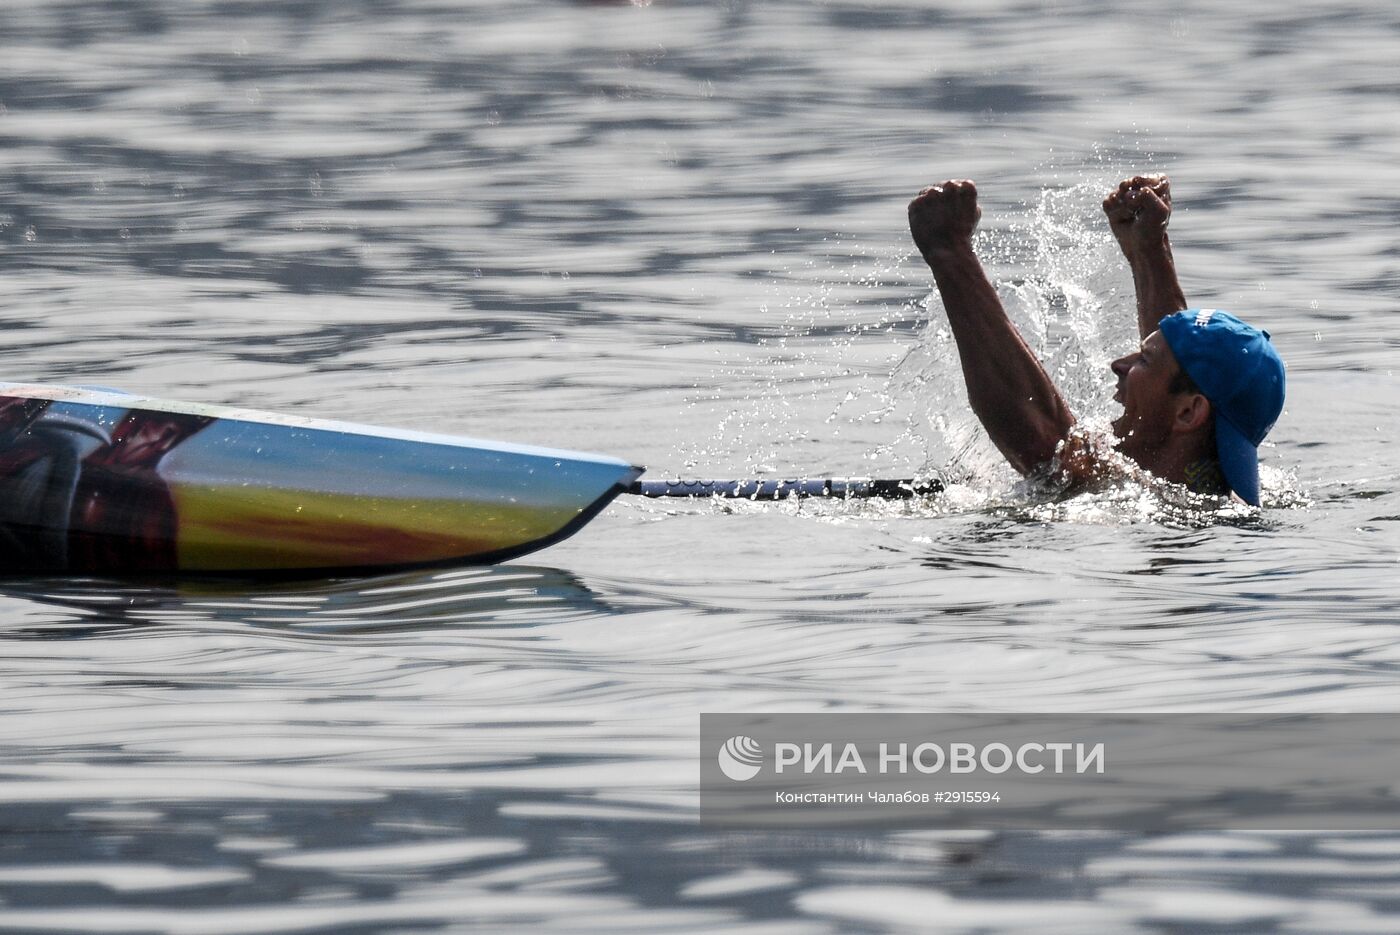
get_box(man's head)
[1111,309,1285,505]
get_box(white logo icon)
[718,735,763,781]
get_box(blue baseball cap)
[1159,309,1285,506]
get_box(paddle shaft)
[626,478,942,500]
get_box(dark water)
[2,0,1400,931]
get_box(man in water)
[907,175,1285,505]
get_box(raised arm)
[909,180,1074,475]
[1103,175,1187,339]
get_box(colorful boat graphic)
[0,384,642,575]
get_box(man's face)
[1110,330,1187,460]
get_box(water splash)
[863,178,1131,494]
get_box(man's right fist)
[1103,174,1172,255]
[908,179,981,262]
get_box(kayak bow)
[0,383,641,575]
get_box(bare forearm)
[1127,237,1187,338]
[926,245,1074,474]
[1102,176,1187,336]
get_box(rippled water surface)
[3,0,1400,932]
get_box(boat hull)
[0,384,641,575]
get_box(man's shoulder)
[1045,429,1138,495]
[1183,458,1228,496]
[1047,429,1231,503]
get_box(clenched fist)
[1103,174,1172,257]
[908,179,981,263]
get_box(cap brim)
[1215,412,1261,506]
